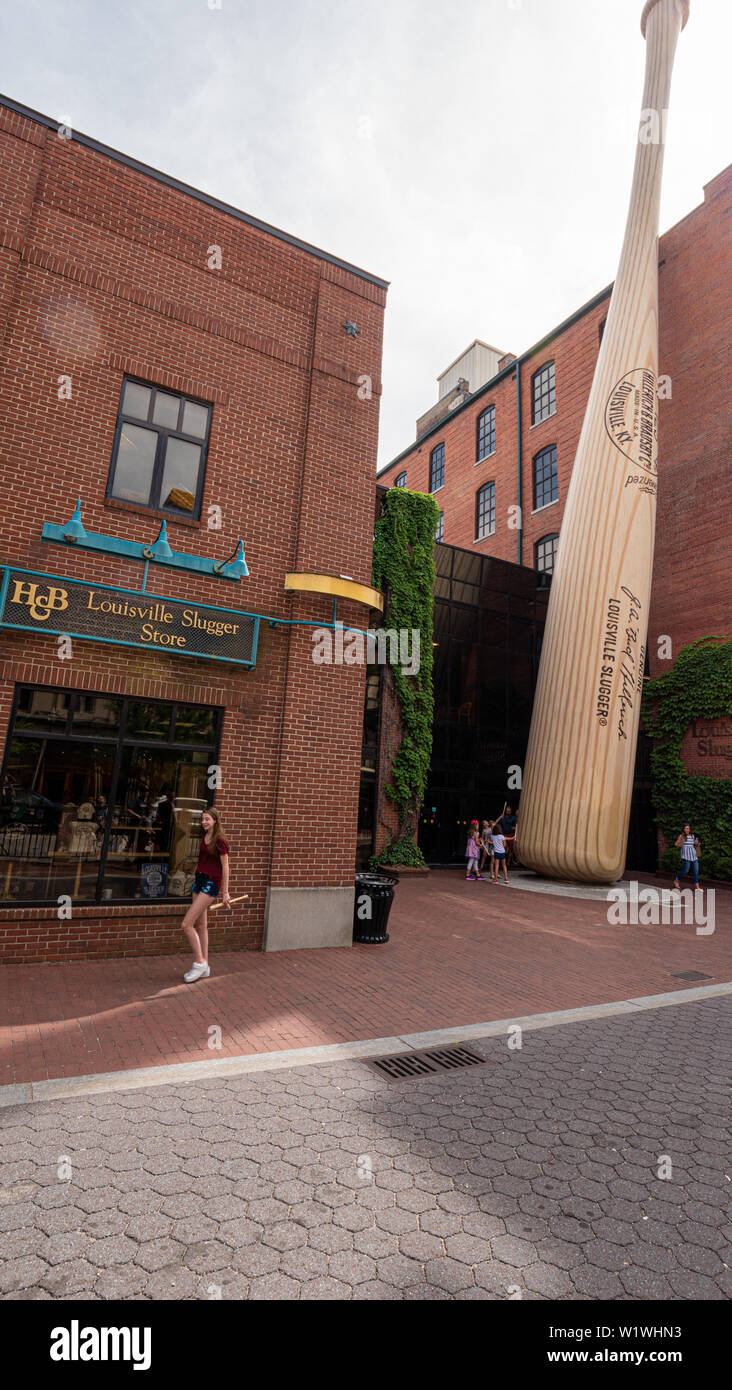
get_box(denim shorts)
[193,872,219,898]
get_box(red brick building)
[378,166,731,680]
[0,96,387,963]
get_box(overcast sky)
[1,0,729,468]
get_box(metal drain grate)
[367,1044,487,1081]
[670,970,713,982]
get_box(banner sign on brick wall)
[0,569,259,666]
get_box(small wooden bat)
[209,894,249,911]
[516,0,689,883]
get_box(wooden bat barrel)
[516,0,689,883]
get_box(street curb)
[2,980,731,1107]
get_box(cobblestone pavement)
[1,997,730,1301]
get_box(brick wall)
[0,103,386,962]
[679,716,732,781]
[649,167,732,673]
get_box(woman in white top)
[673,823,700,890]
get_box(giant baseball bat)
[516,0,689,883]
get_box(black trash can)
[354,873,396,944]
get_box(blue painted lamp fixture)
[142,520,173,562]
[61,499,88,544]
[42,499,249,582]
[213,541,249,579]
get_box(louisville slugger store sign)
[0,569,259,666]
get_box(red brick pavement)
[1,871,730,1086]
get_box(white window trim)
[429,481,445,495]
[474,447,496,465]
[473,527,496,544]
[531,498,559,516]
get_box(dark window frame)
[429,442,445,493]
[533,444,558,510]
[476,405,496,462]
[394,471,407,488]
[531,361,556,425]
[0,685,222,906]
[535,532,559,573]
[435,511,444,542]
[475,481,496,541]
[107,376,213,520]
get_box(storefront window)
[14,688,73,733]
[71,695,122,735]
[0,688,222,904]
[125,702,173,741]
[172,707,217,744]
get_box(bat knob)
[640,0,689,37]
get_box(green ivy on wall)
[370,488,439,867]
[642,636,732,881]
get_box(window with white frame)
[531,361,556,425]
[533,445,558,509]
[429,443,445,492]
[476,405,495,461]
[476,481,495,540]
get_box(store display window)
[0,687,222,903]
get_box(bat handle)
[641,0,689,37]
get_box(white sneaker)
[183,961,210,983]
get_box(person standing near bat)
[479,819,493,876]
[465,821,484,880]
[180,806,231,982]
[490,823,510,884]
[497,803,518,867]
[673,823,701,891]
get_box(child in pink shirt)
[465,822,484,880]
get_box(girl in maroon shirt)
[180,807,231,982]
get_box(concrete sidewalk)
[1,871,730,1088]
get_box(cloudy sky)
[1,0,729,467]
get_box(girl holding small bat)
[180,806,231,982]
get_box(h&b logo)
[11,580,69,622]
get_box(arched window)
[535,533,559,573]
[429,443,445,492]
[533,445,558,509]
[531,361,556,424]
[476,405,495,462]
[394,471,407,488]
[476,482,495,540]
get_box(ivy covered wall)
[642,636,732,881]
[371,489,439,867]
